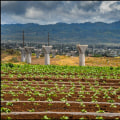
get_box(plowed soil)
[1,75,120,119]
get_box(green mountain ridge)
[1,21,120,44]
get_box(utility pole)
[23,30,24,48]
[48,32,49,46]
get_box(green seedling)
[28,97,35,101]
[34,103,39,106]
[23,103,26,105]
[6,117,12,120]
[41,115,51,120]
[79,117,87,120]
[96,110,105,113]
[1,107,11,113]
[28,108,35,112]
[66,102,70,106]
[110,104,117,108]
[12,98,19,101]
[6,102,13,106]
[81,109,87,113]
[96,116,104,120]
[80,102,86,107]
[115,117,119,120]
[46,98,53,102]
[60,115,69,120]
[60,97,67,102]
[118,96,120,99]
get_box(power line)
[48,32,49,46]
[23,30,24,48]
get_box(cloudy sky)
[1,1,120,25]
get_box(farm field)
[1,63,120,119]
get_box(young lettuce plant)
[46,97,53,106]
[1,107,11,113]
[110,103,117,108]
[65,102,70,107]
[41,115,51,120]
[79,117,87,120]
[80,102,86,107]
[28,97,35,101]
[12,98,19,101]
[81,109,87,113]
[6,102,13,106]
[96,116,104,120]
[60,115,69,120]
[96,104,105,113]
[28,108,35,112]
[6,117,12,120]
[60,97,67,102]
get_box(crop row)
[1,79,120,119]
[1,63,120,119]
[1,63,120,79]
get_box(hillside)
[1,21,120,44]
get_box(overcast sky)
[1,1,120,25]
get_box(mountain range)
[1,21,120,44]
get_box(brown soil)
[1,74,120,119]
[2,90,120,96]
[2,80,120,86]
[2,76,120,83]
[1,112,120,120]
[2,94,120,102]
[1,102,120,113]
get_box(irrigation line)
[1,101,120,105]
[1,112,120,117]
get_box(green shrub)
[5,63,14,68]
[6,49,20,55]
[9,57,18,63]
[32,53,36,56]
[93,54,102,57]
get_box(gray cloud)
[1,1,28,15]
[1,1,120,24]
[73,1,102,12]
[1,1,64,14]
